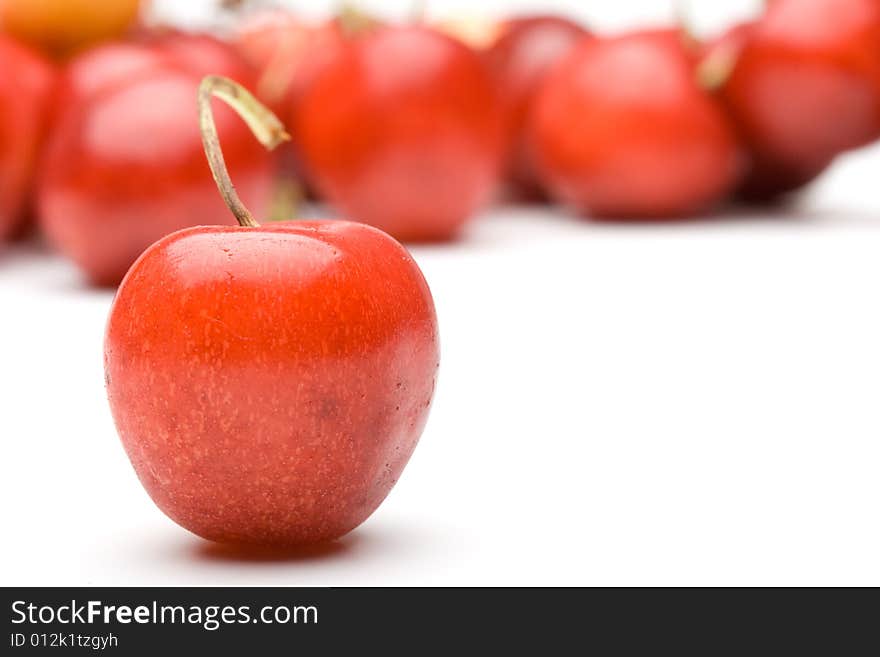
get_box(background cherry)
[0,0,144,58]
[51,33,254,116]
[530,29,744,219]
[37,34,276,286]
[294,25,503,242]
[701,21,829,200]
[0,35,55,241]
[485,15,590,200]
[718,0,880,200]
[232,9,348,197]
[232,8,347,111]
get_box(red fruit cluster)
[2,1,878,286]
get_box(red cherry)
[233,10,344,111]
[105,78,439,546]
[530,30,743,219]
[295,25,503,242]
[233,11,347,194]
[0,36,55,241]
[145,31,258,82]
[485,15,590,200]
[37,35,276,286]
[431,15,504,50]
[719,0,880,200]
[52,34,254,115]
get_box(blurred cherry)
[531,30,743,219]
[52,32,254,115]
[486,15,590,200]
[0,36,55,241]
[717,0,880,200]
[233,9,346,111]
[702,21,829,200]
[37,34,276,286]
[233,9,348,195]
[0,0,145,58]
[295,25,503,241]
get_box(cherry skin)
[105,220,439,546]
[703,21,831,200]
[718,0,880,200]
[485,15,590,200]
[295,25,503,242]
[51,34,255,118]
[37,36,275,286]
[530,30,743,219]
[0,36,55,241]
[0,0,144,58]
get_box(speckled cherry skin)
[105,220,439,546]
[37,35,274,286]
[530,30,743,219]
[485,15,590,199]
[295,26,503,242]
[720,0,880,200]
[0,36,55,241]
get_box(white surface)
[2,0,880,587]
[2,141,880,586]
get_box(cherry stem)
[198,75,291,228]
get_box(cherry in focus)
[0,36,55,241]
[485,15,590,200]
[0,0,144,58]
[295,25,503,242]
[717,0,880,200]
[105,77,439,546]
[530,30,744,219]
[37,34,276,286]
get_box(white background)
[2,1,879,586]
